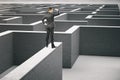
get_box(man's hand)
[55,8,59,11]
[44,19,48,25]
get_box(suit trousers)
[46,27,55,47]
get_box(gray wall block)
[16,7,39,13]
[5,17,22,24]
[54,30,79,68]
[79,26,120,56]
[12,31,79,68]
[33,22,46,31]
[0,25,33,33]
[33,20,87,32]
[80,7,99,11]
[60,9,72,12]
[55,14,67,20]
[87,18,120,26]
[0,17,22,24]
[101,7,119,10]
[2,14,44,24]
[13,33,46,65]
[21,43,62,80]
[0,41,62,80]
[54,33,72,68]
[71,27,79,67]
[104,4,119,8]
[92,15,120,18]
[74,11,93,13]
[0,17,12,21]
[55,21,87,31]
[0,33,13,74]
[67,13,92,20]
[0,31,62,80]
[96,10,120,15]
[21,14,44,24]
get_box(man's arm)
[53,8,60,16]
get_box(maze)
[0,3,120,80]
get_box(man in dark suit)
[42,7,59,48]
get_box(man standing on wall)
[42,7,59,48]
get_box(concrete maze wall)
[0,3,120,80]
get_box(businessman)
[42,7,59,48]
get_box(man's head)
[48,7,54,13]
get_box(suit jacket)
[42,10,59,28]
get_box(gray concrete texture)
[2,17,22,24]
[0,11,16,15]
[91,15,120,18]
[96,10,120,15]
[55,30,79,68]
[0,12,84,68]
[0,16,22,24]
[0,14,45,33]
[86,15,120,26]
[13,7,41,13]
[0,24,33,33]
[2,14,44,24]
[0,32,46,74]
[74,11,94,14]
[80,7,99,11]
[21,43,62,80]
[0,18,87,32]
[0,3,120,69]
[55,13,68,20]
[0,31,62,80]
[67,13,93,20]
[79,25,120,56]
[100,8,119,11]
[55,13,91,20]
[0,21,80,68]
[12,29,79,68]
[63,55,120,80]
[104,4,119,8]
[86,18,120,26]
[55,20,87,31]
[0,33,13,74]
[13,32,46,65]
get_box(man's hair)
[48,7,53,11]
